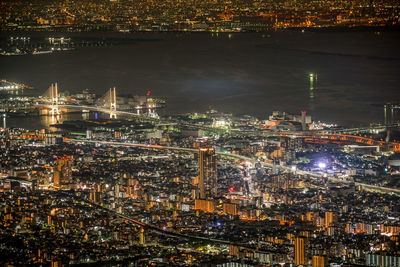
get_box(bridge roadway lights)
[109,112,117,119]
[49,107,61,116]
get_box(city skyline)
[1,1,400,266]
[1,0,400,32]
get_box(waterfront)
[4,112,101,130]
[1,30,400,127]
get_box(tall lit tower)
[109,87,117,119]
[198,147,217,199]
[49,83,60,116]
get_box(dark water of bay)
[1,30,400,128]
[4,112,103,131]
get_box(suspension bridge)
[37,83,145,119]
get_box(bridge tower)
[96,87,118,119]
[44,83,60,115]
[109,87,117,119]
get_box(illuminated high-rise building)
[53,171,60,187]
[312,255,327,267]
[89,190,101,203]
[198,147,217,199]
[223,203,238,215]
[325,211,337,227]
[306,211,315,223]
[229,245,239,257]
[194,199,215,213]
[295,237,306,266]
[53,156,73,187]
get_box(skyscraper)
[53,156,73,187]
[198,147,217,199]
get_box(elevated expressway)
[259,132,400,152]
[310,123,400,134]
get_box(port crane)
[0,79,33,95]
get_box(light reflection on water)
[5,112,103,131]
